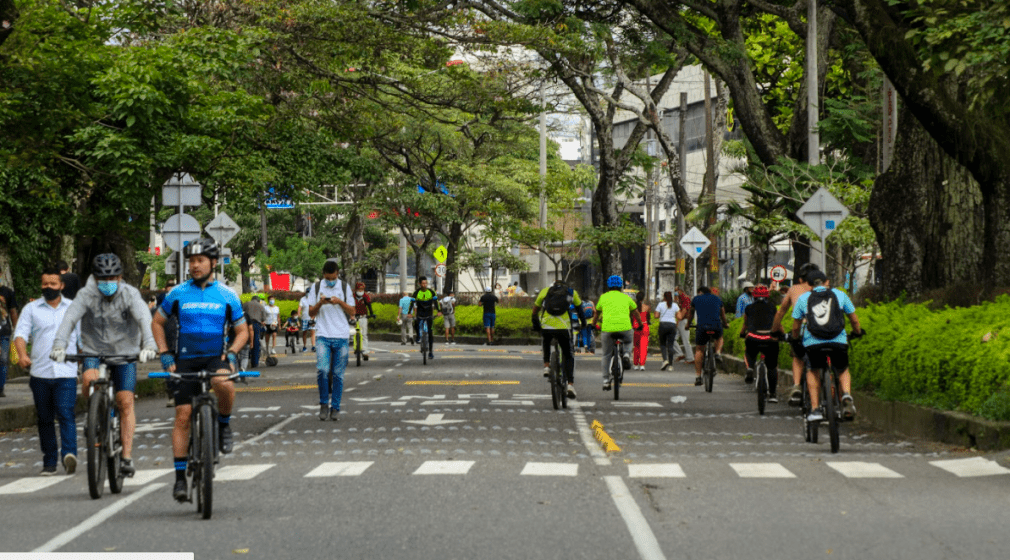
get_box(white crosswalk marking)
[520,462,578,476]
[0,476,67,495]
[730,463,796,478]
[628,464,686,478]
[305,462,374,477]
[215,464,275,481]
[412,460,475,475]
[827,462,903,478]
[929,457,1010,477]
[124,469,173,486]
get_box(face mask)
[269,299,275,305]
[42,287,61,301]
[356,291,364,297]
[97,281,118,297]
[325,280,337,288]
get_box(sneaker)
[602,380,612,391]
[311,346,316,353]
[621,354,631,370]
[173,479,188,502]
[788,385,803,406]
[120,458,136,477]
[63,453,77,475]
[768,396,779,404]
[660,361,669,371]
[715,354,724,365]
[39,465,57,476]
[301,347,307,353]
[807,410,824,422]
[329,409,340,421]
[319,404,329,421]
[543,366,551,378]
[567,384,577,399]
[745,369,754,384]
[401,342,406,345]
[219,423,233,454]
[695,377,703,386]
[166,396,175,408]
[363,355,369,361]
[483,342,489,346]
[842,394,857,420]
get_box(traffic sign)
[434,263,447,278]
[206,212,240,246]
[164,252,176,275]
[770,265,788,282]
[162,174,202,207]
[433,245,448,263]
[679,227,710,260]
[797,187,849,242]
[162,213,201,252]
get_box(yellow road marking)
[590,420,621,453]
[236,384,316,393]
[404,380,521,386]
[622,383,693,388]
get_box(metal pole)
[149,196,157,290]
[678,93,688,287]
[178,196,184,286]
[539,82,549,289]
[399,231,408,295]
[807,0,825,272]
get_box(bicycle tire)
[420,324,428,365]
[191,409,202,514]
[355,330,362,367]
[704,343,715,393]
[559,348,568,410]
[198,403,215,519]
[825,369,840,453]
[107,411,124,494]
[549,347,561,410]
[757,361,768,415]
[612,353,621,401]
[86,391,108,500]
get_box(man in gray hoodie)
[50,253,157,476]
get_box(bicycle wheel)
[355,331,361,367]
[825,369,840,453]
[107,411,124,494]
[558,349,568,410]
[756,361,768,416]
[198,403,215,519]
[612,353,621,401]
[191,410,202,514]
[549,347,561,410]
[86,391,108,499]
[704,347,714,393]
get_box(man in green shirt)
[532,280,584,399]
[596,275,642,391]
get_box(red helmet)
[752,285,770,298]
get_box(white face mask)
[356,291,364,297]
[269,299,275,305]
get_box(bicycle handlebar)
[149,370,261,380]
[65,354,139,362]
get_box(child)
[284,311,300,354]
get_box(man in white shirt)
[14,266,81,475]
[309,259,356,421]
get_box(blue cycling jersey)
[159,280,245,358]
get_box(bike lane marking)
[603,476,668,560]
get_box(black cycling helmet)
[92,253,123,277]
[183,238,220,260]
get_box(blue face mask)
[325,279,337,288]
[97,281,118,297]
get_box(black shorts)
[789,338,807,359]
[806,343,849,372]
[169,356,231,407]
[266,324,278,334]
[695,327,723,346]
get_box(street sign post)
[680,227,710,294]
[797,187,850,272]
[162,213,201,252]
[163,173,202,284]
[434,263,446,278]
[770,265,788,283]
[206,212,240,246]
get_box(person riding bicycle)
[773,262,820,405]
[151,238,248,502]
[739,285,781,403]
[595,275,642,391]
[284,311,300,352]
[790,270,863,422]
[408,276,441,360]
[50,253,158,478]
[687,286,728,387]
[532,280,584,399]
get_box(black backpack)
[805,289,846,340]
[543,284,573,316]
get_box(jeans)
[541,329,575,384]
[316,336,349,410]
[580,326,595,351]
[0,335,8,391]
[601,330,633,381]
[29,376,78,467]
[658,322,682,363]
[249,322,263,367]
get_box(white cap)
[741,281,755,289]
[485,286,491,292]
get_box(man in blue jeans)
[14,266,81,475]
[479,286,499,345]
[309,259,356,421]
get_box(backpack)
[543,284,573,316]
[805,289,846,340]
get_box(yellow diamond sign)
[433,245,447,263]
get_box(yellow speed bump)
[590,420,621,453]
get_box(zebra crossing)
[1,456,1007,496]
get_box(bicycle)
[609,337,625,401]
[547,334,568,410]
[418,317,431,365]
[693,327,719,393]
[352,318,363,367]
[67,353,136,500]
[742,333,783,416]
[149,368,260,519]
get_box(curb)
[721,354,1010,451]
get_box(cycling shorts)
[806,343,849,372]
[169,355,231,407]
[694,327,723,346]
[789,337,807,359]
[82,358,137,393]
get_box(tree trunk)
[445,222,463,293]
[592,134,623,278]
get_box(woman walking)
[655,291,683,371]
[632,291,651,370]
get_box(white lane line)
[930,457,1010,477]
[827,462,903,478]
[570,400,611,466]
[730,463,796,478]
[520,462,579,477]
[124,469,173,486]
[628,464,686,478]
[215,464,275,482]
[305,462,374,477]
[0,476,67,495]
[613,402,662,408]
[412,460,475,475]
[33,483,167,553]
[603,476,667,560]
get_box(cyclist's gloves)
[226,352,238,370]
[49,346,67,363]
[531,314,541,332]
[139,347,158,364]
[160,353,175,370]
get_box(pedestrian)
[513,282,525,296]
[408,276,441,359]
[0,278,19,398]
[298,291,316,353]
[580,299,596,353]
[441,290,458,344]
[352,281,375,359]
[494,283,503,298]
[674,286,693,364]
[655,291,685,370]
[506,283,516,297]
[58,260,81,300]
[479,286,499,345]
[736,281,755,318]
[397,291,414,345]
[633,291,651,370]
[13,265,81,475]
[264,296,281,355]
[308,259,356,421]
[242,295,267,368]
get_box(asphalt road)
[2,340,1008,559]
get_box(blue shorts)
[301,319,315,331]
[82,358,137,393]
[483,313,496,329]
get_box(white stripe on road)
[305,462,374,477]
[628,464,686,478]
[412,461,475,475]
[520,462,578,477]
[570,400,611,466]
[929,457,1010,477]
[33,483,167,553]
[730,463,796,478]
[215,464,275,481]
[827,462,903,478]
[0,476,67,495]
[603,476,667,560]
[613,402,662,408]
[124,469,173,486]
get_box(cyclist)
[284,311,300,352]
[772,262,819,405]
[408,276,441,360]
[151,238,248,502]
[50,253,159,477]
[739,285,780,402]
[790,270,863,422]
[596,275,642,391]
[532,280,584,399]
[352,281,375,360]
[687,286,728,387]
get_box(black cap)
[806,270,827,283]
